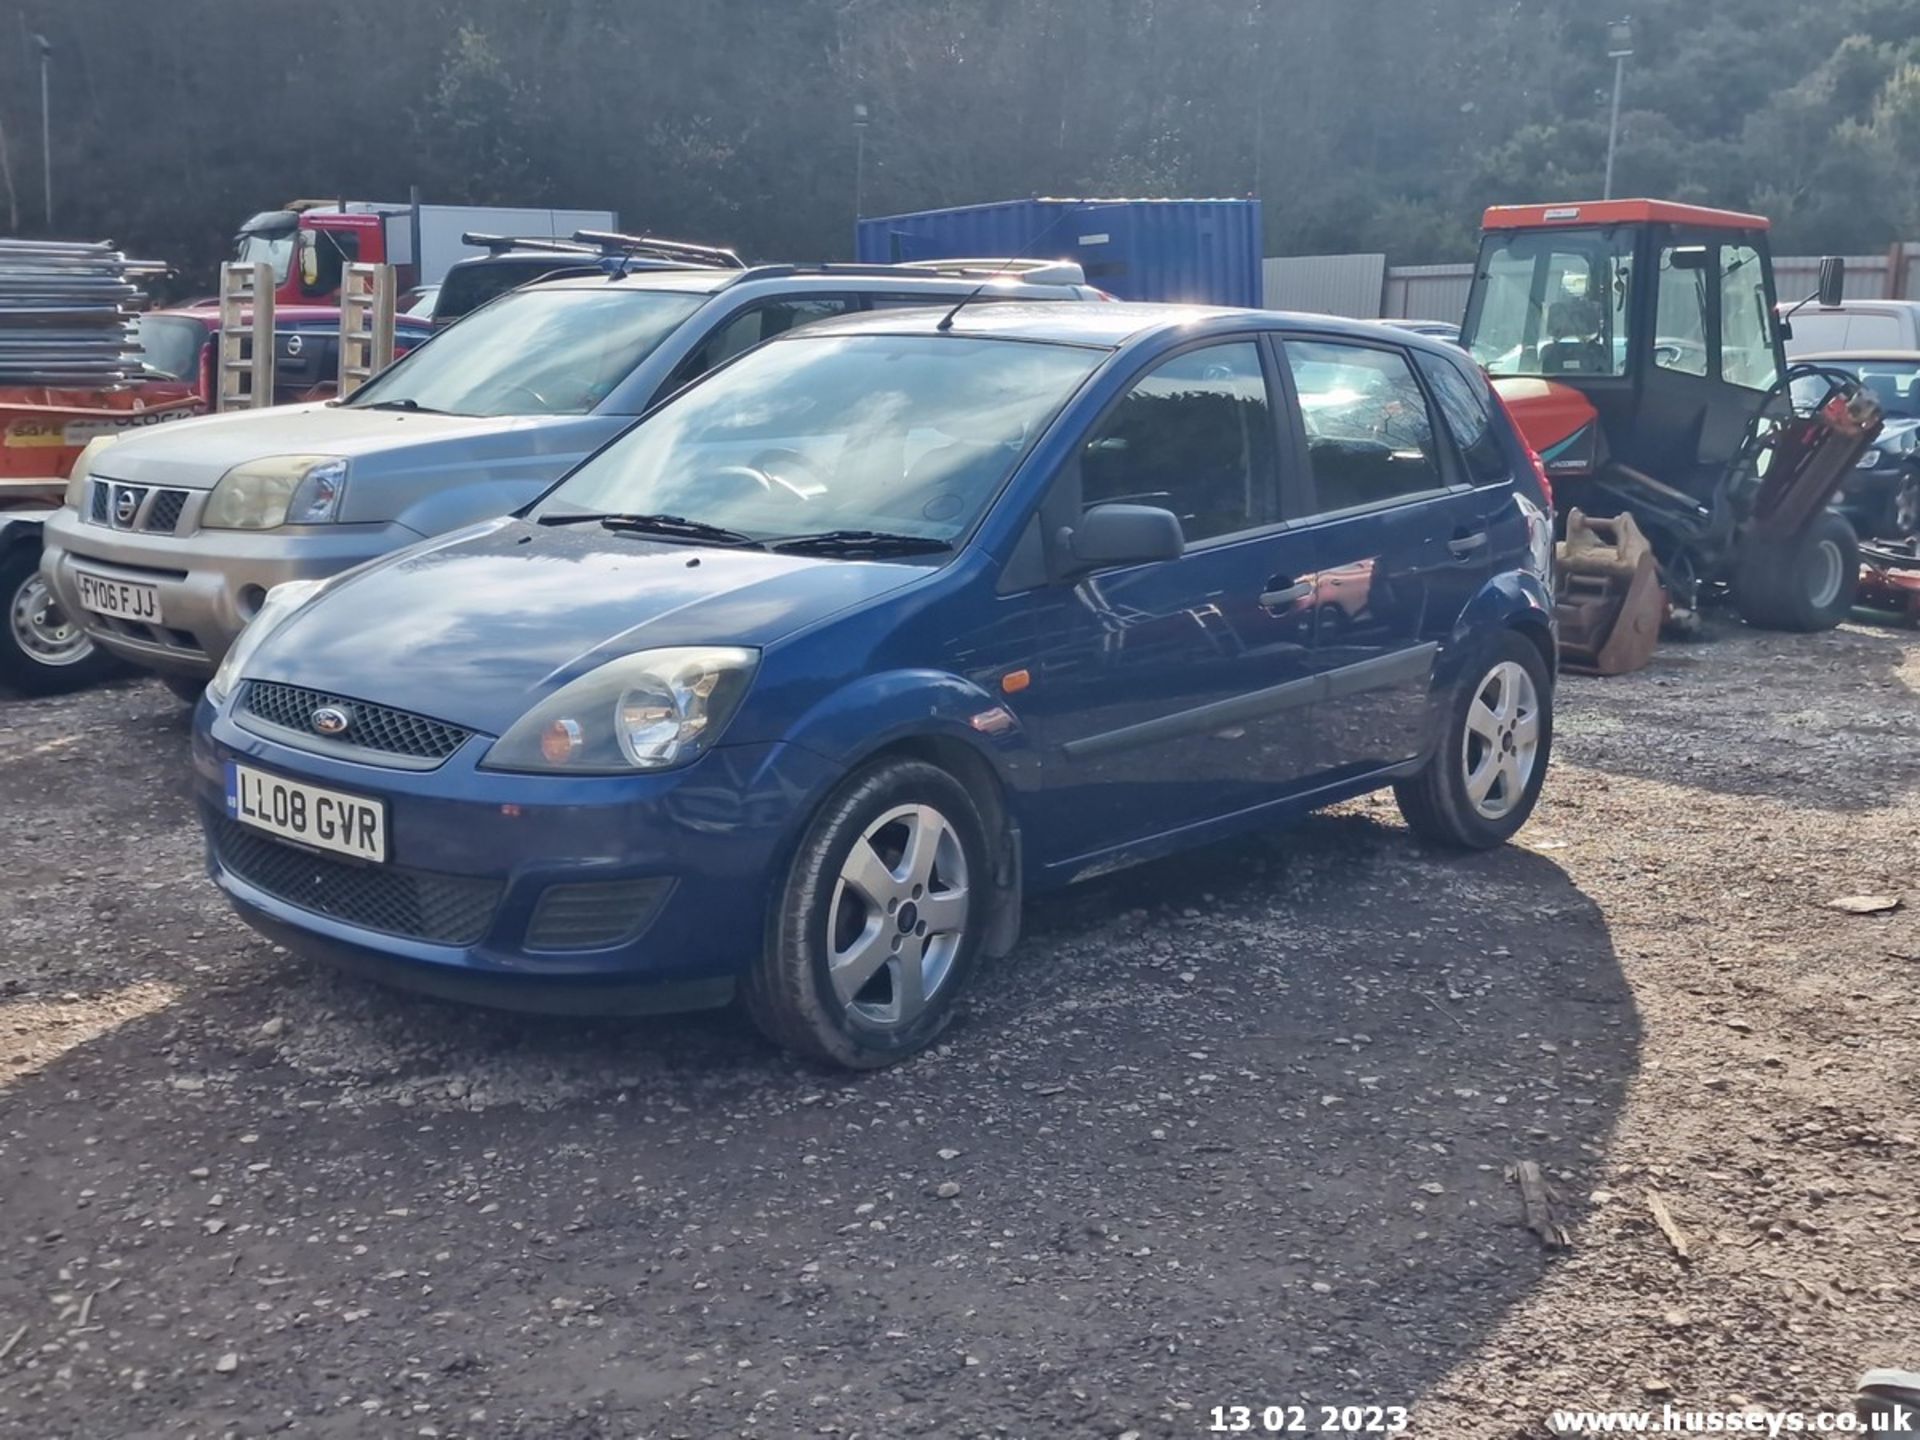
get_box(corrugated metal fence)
[1265,243,1920,321]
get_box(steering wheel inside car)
[702,464,814,510]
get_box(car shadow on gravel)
[1554,618,1920,812]
[0,803,1637,1438]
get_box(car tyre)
[0,545,117,697]
[1394,631,1553,850]
[1731,510,1859,632]
[743,758,991,1069]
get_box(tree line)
[3,0,1919,294]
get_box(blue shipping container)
[855,197,1263,308]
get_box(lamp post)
[852,101,870,255]
[1604,18,1633,201]
[31,32,51,227]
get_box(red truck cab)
[233,203,407,308]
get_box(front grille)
[88,481,109,523]
[144,489,188,533]
[525,878,673,951]
[239,681,471,764]
[213,817,501,946]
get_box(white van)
[1784,299,1920,355]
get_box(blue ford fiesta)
[192,303,1557,1068]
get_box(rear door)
[1019,337,1321,865]
[1277,334,1499,780]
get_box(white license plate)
[226,762,387,863]
[75,570,162,624]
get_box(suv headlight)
[65,435,120,509]
[207,579,325,704]
[203,456,347,530]
[482,647,759,774]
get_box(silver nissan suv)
[42,260,1102,695]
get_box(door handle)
[1447,531,1489,559]
[1260,579,1312,608]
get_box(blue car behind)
[191,304,1557,1068]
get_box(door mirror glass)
[1818,255,1847,309]
[1061,503,1185,571]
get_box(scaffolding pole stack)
[0,239,165,387]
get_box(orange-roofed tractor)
[1459,200,1881,640]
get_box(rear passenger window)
[1079,342,1276,543]
[1414,351,1510,485]
[1285,340,1445,511]
[667,297,854,390]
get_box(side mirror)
[1818,255,1846,309]
[1057,503,1185,573]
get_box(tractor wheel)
[1730,510,1860,632]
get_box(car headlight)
[64,434,120,509]
[207,579,325,704]
[482,647,759,774]
[203,456,347,530]
[1857,447,1883,470]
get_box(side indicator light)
[970,707,1015,736]
[1001,669,1031,694]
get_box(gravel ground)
[0,616,1916,1440]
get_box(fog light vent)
[524,878,673,952]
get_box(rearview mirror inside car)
[1818,255,1846,309]
[1059,503,1185,573]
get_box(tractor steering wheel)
[1728,363,1869,483]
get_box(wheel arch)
[832,729,1025,960]
[775,662,1033,963]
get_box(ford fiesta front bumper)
[192,693,839,1010]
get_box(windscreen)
[534,333,1104,544]
[233,212,297,288]
[1791,359,1920,418]
[131,315,205,381]
[1465,227,1635,378]
[344,287,706,417]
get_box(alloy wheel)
[826,803,970,1028]
[1462,660,1542,821]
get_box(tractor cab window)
[1466,227,1633,379]
[1654,246,1711,377]
[1720,244,1779,392]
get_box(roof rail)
[459,232,599,256]
[719,261,1087,287]
[902,258,1088,284]
[572,230,746,270]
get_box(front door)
[1019,339,1321,868]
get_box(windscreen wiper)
[536,511,763,547]
[359,397,446,414]
[765,529,953,557]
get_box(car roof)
[1792,299,1920,313]
[772,301,1471,353]
[1798,350,1920,363]
[151,304,430,330]
[526,265,1097,300]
